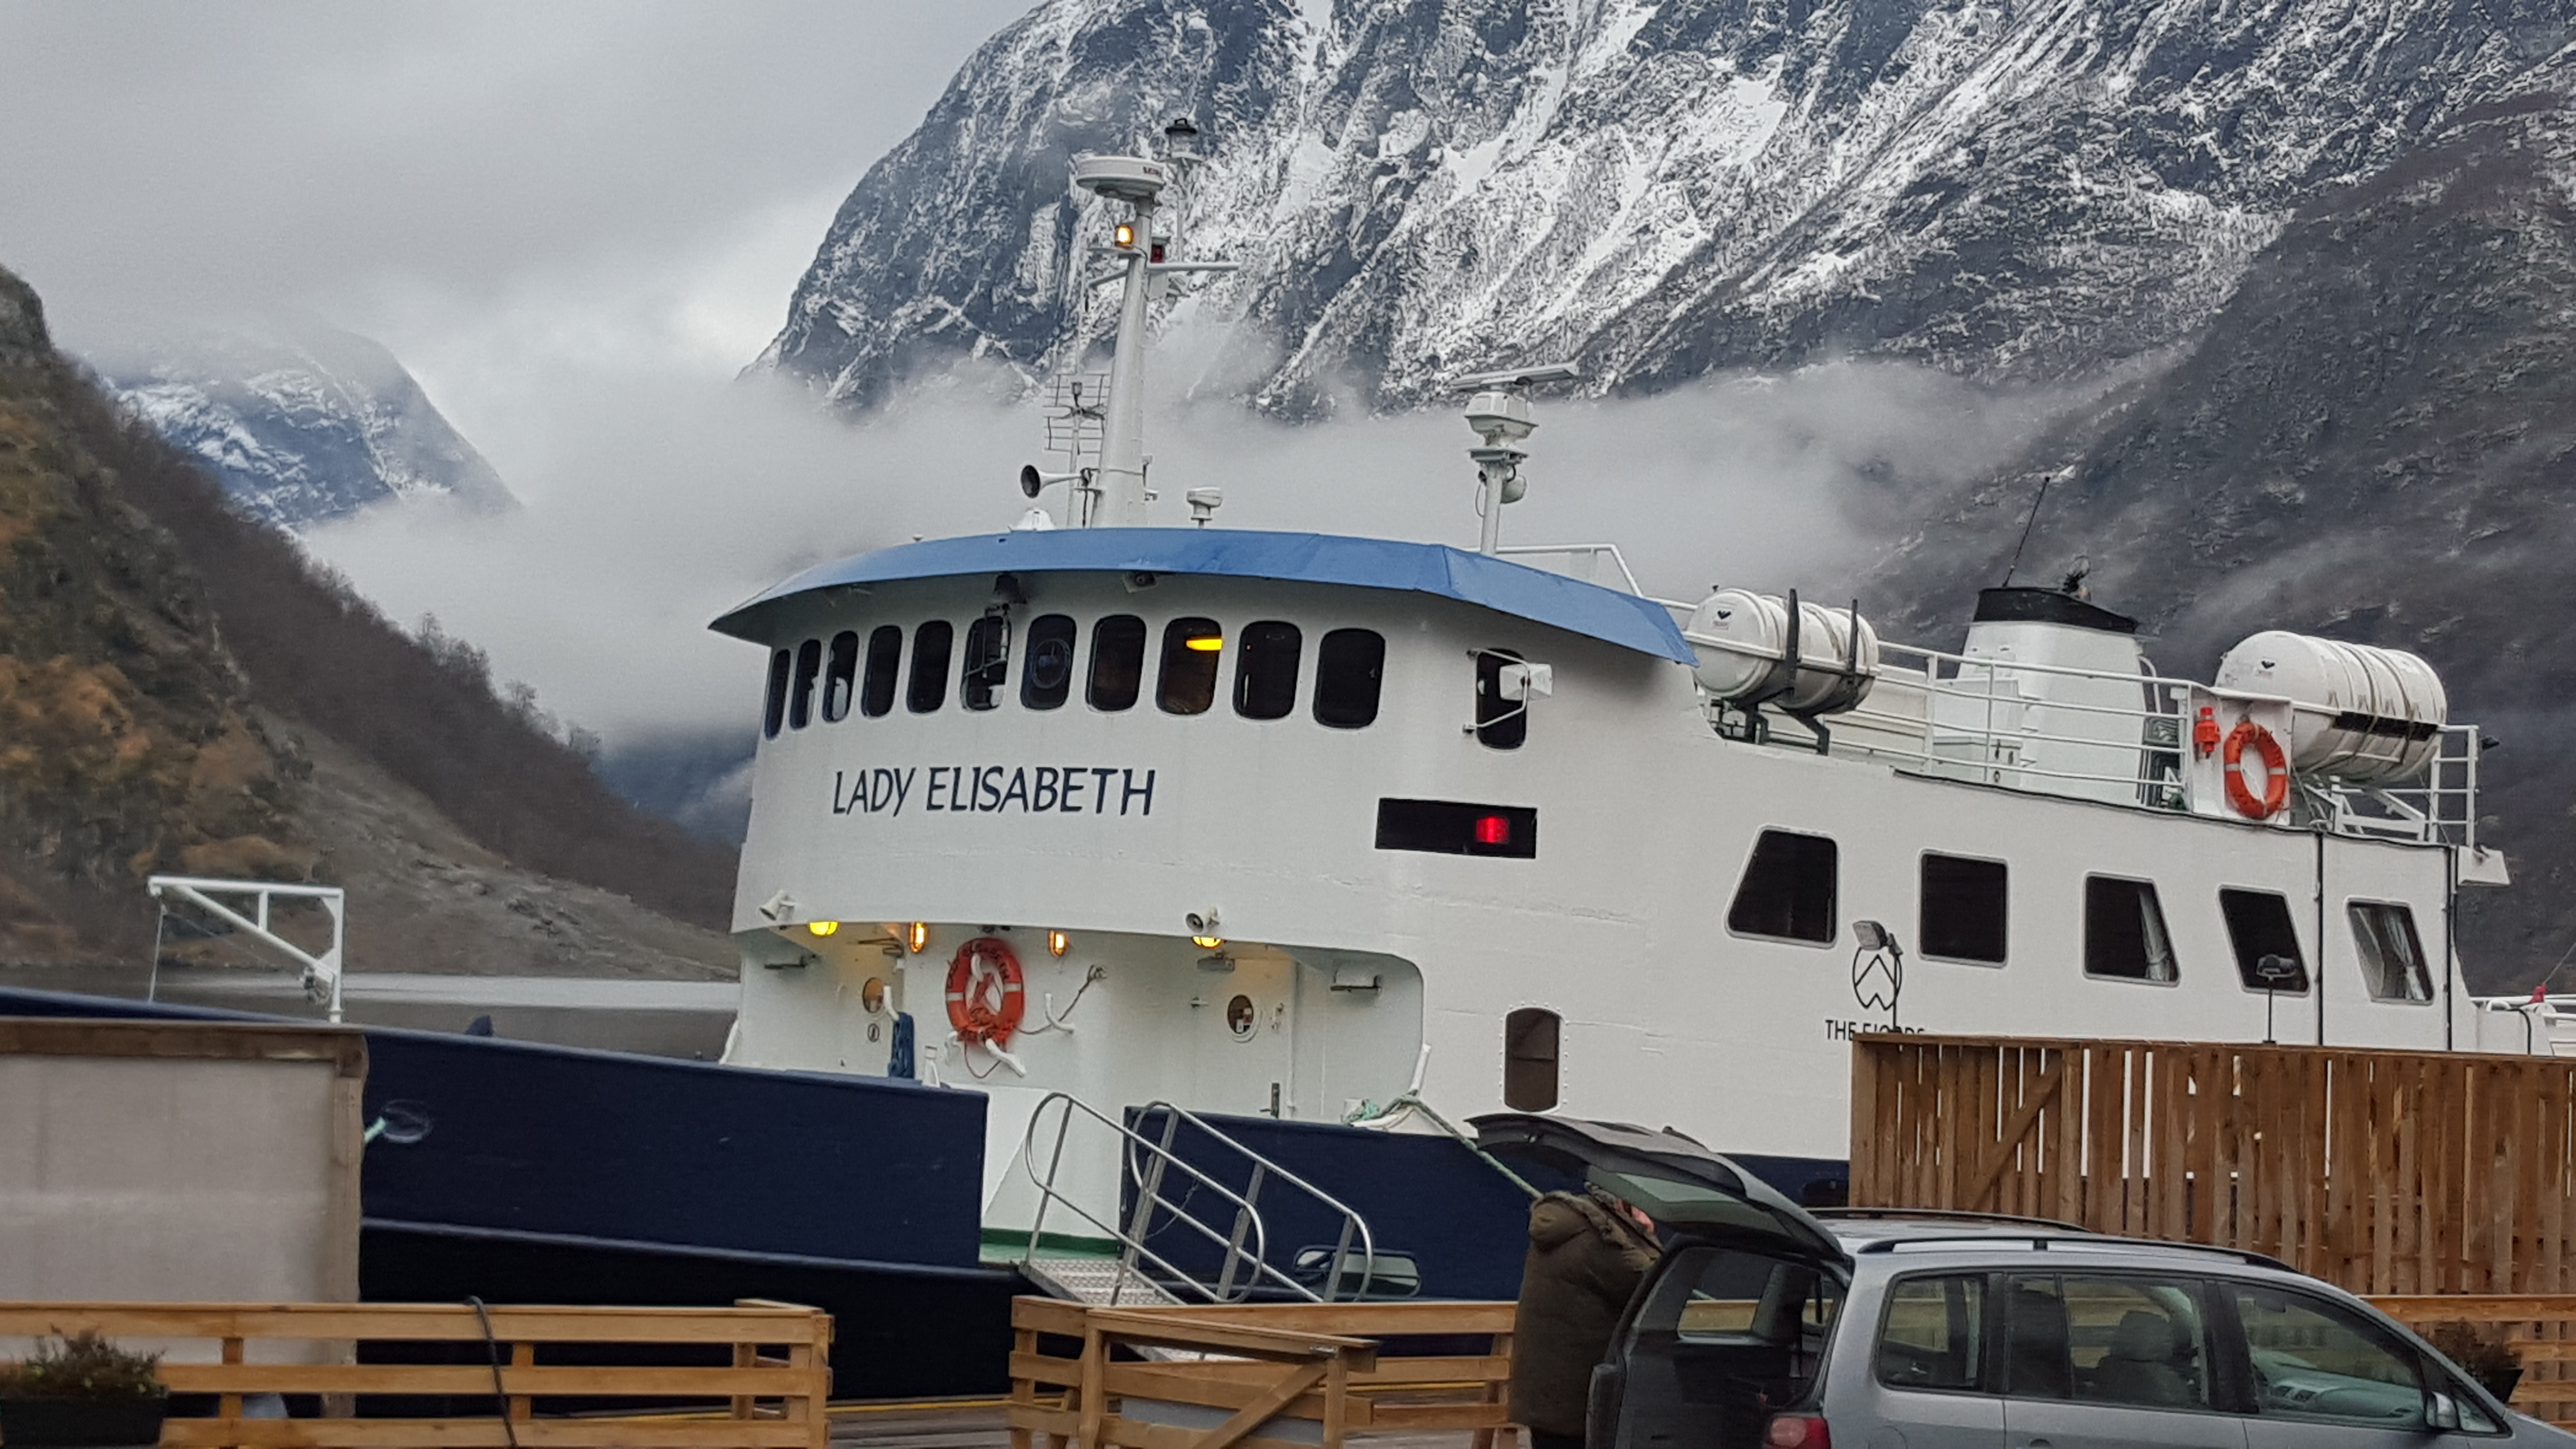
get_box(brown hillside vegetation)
[0,262,737,967]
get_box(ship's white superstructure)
[710,130,2546,1249]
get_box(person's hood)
[1477,1112,1845,1264]
[1530,1193,1597,1250]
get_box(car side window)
[2059,1275,2213,1410]
[2227,1285,2430,1428]
[1877,1273,1984,1392]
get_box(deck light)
[805,920,840,938]
[1047,930,1070,957]
[1191,934,1224,950]
[908,921,931,953]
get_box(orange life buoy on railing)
[946,936,1027,1046]
[2222,719,2291,820]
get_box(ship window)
[1314,628,1386,728]
[1021,614,1078,710]
[788,637,822,730]
[1089,614,1146,711]
[1234,620,1303,720]
[1726,830,1837,944]
[1159,617,1223,715]
[2084,877,2178,982]
[1474,648,1528,749]
[1920,854,2007,965]
[2220,888,2308,993]
[761,648,790,739]
[2349,901,2431,1002]
[821,630,858,723]
[1503,1007,1560,1112]
[860,625,902,717]
[960,613,1009,711]
[907,620,953,714]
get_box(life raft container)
[2222,720,2291,820]
[946,936,1027,1046]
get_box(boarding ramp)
[1015,1095,1393,1309]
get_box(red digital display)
[1474,814,1512,846]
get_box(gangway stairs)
[1014,1095,1384,1312]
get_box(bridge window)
[1089,614,1145,711]
[2220,888,2307,993]
[1159,617,1223,715]
[1234,621,1302,720]
[1473,648,1528,749]
[761,648,790,739]
[1727,830,1837,944]
[1920,854,2007,965]
[2349,901,2431,1002]
[960,613,1009,711]
[821,631,858,723]
[1021,614,1078,710]
[1313,628,1385,728]
[2085,877,2177,982]
[907,621,953,714]
[860,625,902,717]
[1503,1007,1560,1112]
[787,637,822,730]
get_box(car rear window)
[1627,1243,1845,1406]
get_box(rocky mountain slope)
[757,0,2574,416]
[90,320,513,531]
[0,264,730,978]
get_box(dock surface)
[829,1402,1489,1449]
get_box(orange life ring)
[945,936,1027,1046]
[2222,720,2290,820]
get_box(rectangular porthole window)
[1234,620,1302,719]
[1375,799,1537,858]
[1473,648,1528,749]
[1089,614,1146,711]
[2084,876,2178,982]
[960,613,1009,711]
[1920,854,2008,965]
[1021,614,1078,710]
[821,631,858,723]
[2221,887,2308,992]
[762,648,790,740]
[1313,628,1386,728]
[1503,1008,1560,1112]
[1159,617,1223,714]
[859,625,902,718]
[907,621,953,714]
[1726,830,1837,944]
[2349,901,2433,1003]
[788,637,822,730]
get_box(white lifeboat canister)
[1687,590,1881,714]
[2213,631,2448,782]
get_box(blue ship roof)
[710,528,1693,663]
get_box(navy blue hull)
[0,986,1017,1397]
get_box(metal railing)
[1018,1093,1379,1305]
[1495,542,1644,595]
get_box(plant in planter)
[2423,1320,2525,1404]
[0,1330,168,1448]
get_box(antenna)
[1446,363,1579,555]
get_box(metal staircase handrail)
[1016,1093,1379,1304]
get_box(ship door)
[1193,950,1297,1120]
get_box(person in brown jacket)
[1508,1189,1660,1449]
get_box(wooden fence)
[0,1300,832,1448]
[1850,1035,2576,1298]
[1007,1297,1517,1449]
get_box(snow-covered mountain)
[757,0,2574,416]
[91,322,513,531]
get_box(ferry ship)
[706,131,2545,1297]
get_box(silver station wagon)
[1477,1115,2570,1449]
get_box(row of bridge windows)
[762,616,1388,738]
[1723,831,2435,1002]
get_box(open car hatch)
[1472,1112,1847,1264]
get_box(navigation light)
[1474,814,1512,847]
